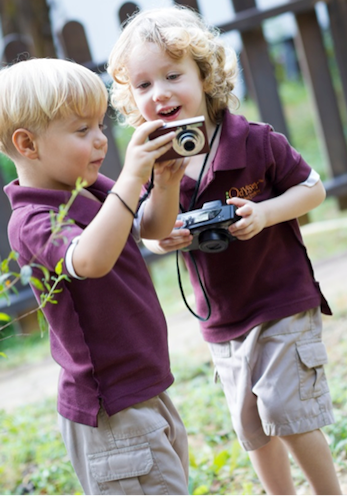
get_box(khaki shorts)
[208,308,334,451]
[58,391,189,495]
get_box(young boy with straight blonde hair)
[1,57,189,495]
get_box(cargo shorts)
[208,308,335,451]
[58,391,189,495]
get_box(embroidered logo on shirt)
[225,179,264,201]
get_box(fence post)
[295,8,347,209]
[118,2,140,23]
[327,0,347,109]
[58,21,123,181]
[229,0,290,138]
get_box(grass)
[1,333,346,495]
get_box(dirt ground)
[0,248,346,493]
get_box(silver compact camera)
[177,200,240,253]
[149,116,210,161]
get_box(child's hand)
[151,220,193,253]
[227,197,266,240]
[154,157,189,188]
[123,120,176,184]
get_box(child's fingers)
[159,233,193,252]
[133,120,175,148]
[158,157,187,174]
[132,119,164,143]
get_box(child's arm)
[140,158,189,240]
[143,220,193,254]
[72,120,177,278]
[227,179,326,241]
[143,178,326,253]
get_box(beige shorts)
[208,308,334,451]
[58,391,189,495]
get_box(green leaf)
[213,449,229,473]
[9,250,19,261]
[0,352,7,358]
[20,265,33,285]
[0,259,9,272]
[189,451,198,469]
[30,277,45,292]
[37,309,48,336]
[0,312,11,322]
[52,288,63,294]
[32,263,50,282]
[55,259,64,276]
[193,485,209,495]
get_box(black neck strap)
[176,123,221,322]
[181,124,220,213]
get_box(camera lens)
[199,229,230,253]
[181,134,196,152]
[173,127,205,156]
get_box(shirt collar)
[4,173,115,227]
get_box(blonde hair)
[107,5,239,127]
[0,57,108,158]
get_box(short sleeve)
[65,236,86,279]
[267,130,312,193]
[299,168,320,187]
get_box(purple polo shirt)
[180,112,331,343]
[4,174,173,426]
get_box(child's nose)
[153,83,171,102]
[95,129,108,148]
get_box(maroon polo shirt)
[4,174,173,426]
[180,112,331,342]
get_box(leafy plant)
[0,177,87,351]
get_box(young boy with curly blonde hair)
[107,5,342,494]
[1,57,190,495]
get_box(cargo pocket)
[209,342,232,384]
[88,442,153,495]
[296,341,329,401]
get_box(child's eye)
[77,126,88,133]
[138,81,150,90]
[99,123,107,131]
[167,73,180,80]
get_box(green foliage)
[0,154,17,183]
[0,400,82,495]
[0,178,87,343]
[1,350,346,495]
[0,325,49,369]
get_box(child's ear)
[12,129,39,159]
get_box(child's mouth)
[158,106,180,119]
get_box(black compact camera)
[149,115,210,161]
[177,200,240,253]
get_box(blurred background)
[1,0,347,494]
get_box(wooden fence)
[1,0,347,318]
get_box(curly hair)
[107,5,239,127]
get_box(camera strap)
[177,124,220,321]
[180,124,220,214]
[137,168,155,213]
